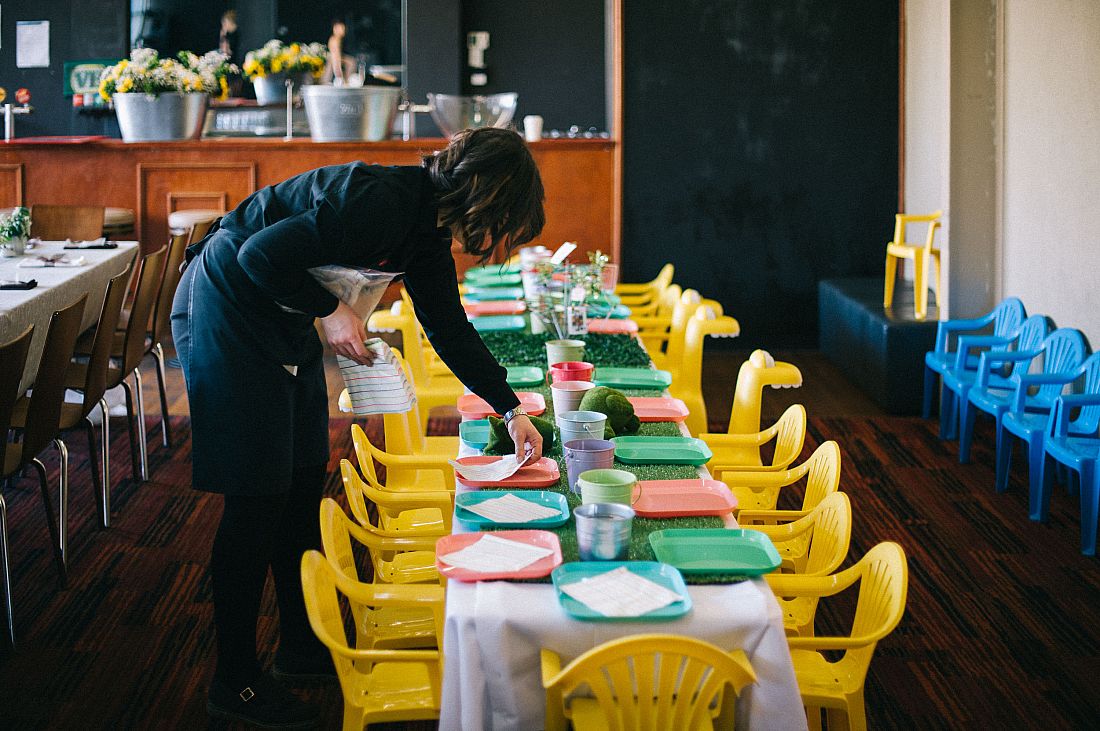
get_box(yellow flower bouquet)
[99,48,238,102]
[242,40,326,80]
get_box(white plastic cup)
[523,114,544,142]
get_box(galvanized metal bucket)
[301,86,401,142]
[252,72,313,106]
[114,93,208,142]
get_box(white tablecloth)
[440,578,807,730]
[0,241,138,392]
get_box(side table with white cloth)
[437,333,807,730]
[0,242,138,391]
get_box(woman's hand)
[506,414,543,462]
[320,301,375,365]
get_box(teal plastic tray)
[470,315,527,332]
[454,490,570,530]
[459,419,490,450]
[465,264,521,279]
[463,287,525,301]
[586,302,632,319]
[506,365,545,387]
[649,529,782,576]
[463,272,522,287]
[551,561,692,621]
[592,367,672,389]
[611,436,713,465]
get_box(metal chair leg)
[153,342,172,449]
[133,370,149,481]
[53,438,70,568]
[120,379,142,482]
[31,458,66,587]
[84,419,106,529]
[0,493,13,645]
[99,398,111,526]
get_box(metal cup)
[563,438,616,493]
[574,502,635,561]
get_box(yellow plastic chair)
[301,550,443,730]
[367,298,463,424]
[767,542,909,731]
[701,404,807,475]
[322,492,441,587]
[541,634,756,731]
[883,210,943,320]
[614,263,674,309]
[351,421,454,494]
[319,497,442,649]
[668,306,740,436]
[340,456,452,537]
[631,284,682,359]
[754,493,853,638]
[718,350,804,463]
[722,440,842,518]
[634,288,724,370]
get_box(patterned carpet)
[0,413,1098,729]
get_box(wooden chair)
[146,232,190,448]
[3,295,88,581]
[0,325,34,644]
[29,205,105,241]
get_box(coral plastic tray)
[464,300,526,316]
[457,392,546,419]
[612,436,713,465]
[633,479,738,518]
[586,318,639,334]
[627,396,690,423]
[454,490,570,529]
[436,530,562,582]
[452,456,561,487]
[551,561,692,621]
[592,368,672,389]
[648,529,782,576]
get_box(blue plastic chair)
[942,315,1049,441]
[924,297,1027,436]
[959,327,1087,465]
[1041,393,1100,555]
[999,352,1100,506]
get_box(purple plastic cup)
[563,438,616,494]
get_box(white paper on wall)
[16,20,49,68]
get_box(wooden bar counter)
[0,137,614,272]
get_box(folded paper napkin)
[558,566,683,617]
[459,494,561,523]
[439,534,554,573]
[18,254,87,268]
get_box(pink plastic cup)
[548,361,595,384]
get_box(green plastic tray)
[463,287,525,301]
[649,529,782,576]
[611,436,713,465]
[463,272,522,287]
[470,315,527,332]
[454,490,570,530]
[586,302,632,319]
[592,367,672,389]
[459,419,490,450]
[551,561,692,621]
[506,365,545,387]
[465,264,521,280]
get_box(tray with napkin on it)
[17,254,87,268]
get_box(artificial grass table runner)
[473,330,746,585]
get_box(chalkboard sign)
[621,0,899,348]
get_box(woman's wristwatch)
[503,406,528,424]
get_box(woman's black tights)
[209,462,327,687]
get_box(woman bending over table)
[171,127,546,728]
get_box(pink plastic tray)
[587,318,639,334]
[627,396,690,423]
[633,479,738,518]
[457,392,546,419]
[463,300,526,316]
[435,530,563,581]
[453,456,561,487]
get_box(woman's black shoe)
[272,647,337,685]
[206,672,319,729]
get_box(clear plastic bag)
[280,265,401,314]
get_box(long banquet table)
[436,327,807,730]
[0,242,138,391]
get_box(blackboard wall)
[621,0,899,347]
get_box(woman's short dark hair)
[423,127,546,263]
